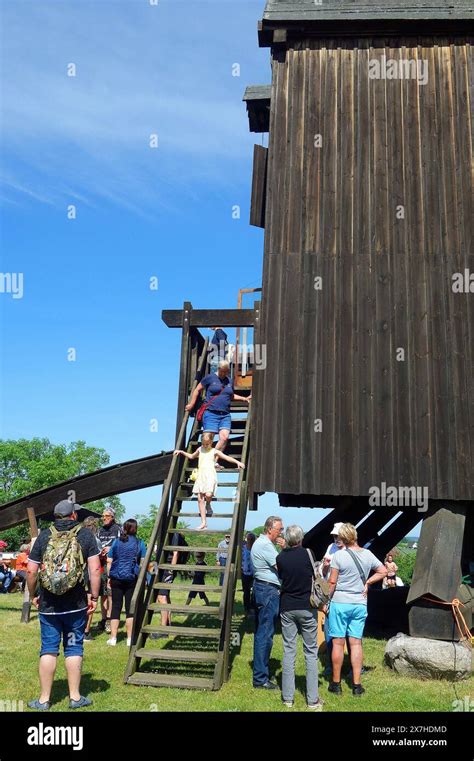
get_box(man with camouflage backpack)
[26,500,101,711]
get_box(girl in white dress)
[174,432,245,530]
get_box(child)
[186,552,209,606]
[385,554,398,588]
[174,432,245,530]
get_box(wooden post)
[20,507,39,623]
[175,302,192,444]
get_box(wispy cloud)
[1,0,265,214]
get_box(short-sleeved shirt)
[201,374,233,414]
[210,329,228,357]
[251,534,280,586]
[29,519,100,614]
[192,561,207,586]
[276,546,313,612]
[330,548,382,605]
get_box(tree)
[0,438,125,550]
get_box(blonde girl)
[174,432,244,530]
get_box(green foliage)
[133,504,189,547]
[393,547,417,584]
[0,438,125,549]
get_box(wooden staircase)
[125,346,251,690]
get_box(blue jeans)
[252,581,280,686]
[202,410,231,433]
[218,556,227,586]
[39,610,88,657]
[0,571,13,592]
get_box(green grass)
[0,591,470,713]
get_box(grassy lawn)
[0,590,470,713]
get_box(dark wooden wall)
[252,37,474,501]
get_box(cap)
[330,522,344,537]
[102,507,116,518]
[54,499,81,517]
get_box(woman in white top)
[174,432,244,530]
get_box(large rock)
[384,633,472,681]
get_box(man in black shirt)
[276,525,323,710]
[27,500,101,710]
[97,508,121,632]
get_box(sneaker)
[83,632,92,641]
[352,684,365,697]
[283,701,294,708]
[308,699,324,711]
[127,638,131,647]
[254,680,278,690]
[28,699,50,711]
[106,638,117,646]
[105,619,111,634]
[150,633,169,640]
[205,505,213,517]
[69,696,93,710]
[328,681,342,695]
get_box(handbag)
[189,468,199,482]
[197,383,226,422]
[306,549,331,611]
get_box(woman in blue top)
[185,360,251,453]
[106,519,146,647]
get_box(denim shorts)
[202,410,231,433]
[39,610,88,657]
[328,602,368,639]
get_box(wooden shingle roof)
[259,0,474,45]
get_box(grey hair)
[218,359,230,371]
[285,525,304,547]
[264,516,282,533]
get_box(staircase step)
[174,513,234,519]
[135,649,218,663]
[179,481,237,488]
[168,529,232,536]
[163,545,223,553]
[184,467,240,473]
[153,583,222,592]
[158,564,222,572]
[142,625,220,638]
[180,497,236,502]
[127,672,215,690]
[147,603,221,615]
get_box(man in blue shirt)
[250,516,286,689]
[209,327,228,373]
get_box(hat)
[330,522,344,536]
[102,507,116,518]
[54,499,81,517]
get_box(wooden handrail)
[129,339,209,621]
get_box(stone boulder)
[384,632,472,681]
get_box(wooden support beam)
[0,452,173,531]
[162,309,256,329]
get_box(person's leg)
[280,611,298,704]
[35,614,61,704]
[348,637,363,685]
[205,492,214,517]
[197,494,207,530]
[300,610,319,705]
[123,581,135,641]
[215,427,230,452]
[200,592,210,605]
[159,594,170,625]
[253,584,279,686]
[219,557,226,586]
[242,574,252,612]
[62,610,87,702]
[109,579,123,641]
[331,638,345,683]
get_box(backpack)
[306,549,331,611]
[39,525,85,595]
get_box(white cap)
[330,522,344,536]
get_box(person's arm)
[185,382,204,411]
[328,567,339,599]
[173,447,200,460]
[87,555,101,609]
[26,560,40,607]
[214,450,245,469]
[232,393,251,403]
[363,564,387,597]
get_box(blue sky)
[0,0,419,538]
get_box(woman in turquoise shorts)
[325,523,387,697]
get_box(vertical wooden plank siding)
[254,37,474,500]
